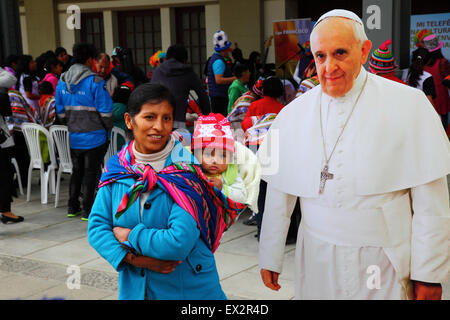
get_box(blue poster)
[410,13,450,60]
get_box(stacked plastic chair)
[21,123,58,204]
[49,125,72,208]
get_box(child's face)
[199,148,230,176]
[240,70,250,84]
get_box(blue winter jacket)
[55,63,113,150]
[87,141,227,300]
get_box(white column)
[263,0,286,64]
[160,7,175,52]
[205,3,221,58]
[103,10,115,55]
[58,11,76,55]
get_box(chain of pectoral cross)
[319,74,369,194]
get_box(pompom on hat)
[213,30,232,52]
[149,50,166,67]
[368,39,398,74]
[192,113,235,154]
[423,34,444,52]
[252,77,265,97]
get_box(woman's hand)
[209,177,223,190]
[115,227,182,274]
[412,281,442,300]
[113,226,132,243]
[123,253,181,274]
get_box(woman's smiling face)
[125,100,174,154]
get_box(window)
[118,10,162,75]
[175,6,207,79]
[80,12,105,53]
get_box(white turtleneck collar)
[132,135,175,172]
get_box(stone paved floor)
[0,172,448,300]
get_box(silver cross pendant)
[319,165,334,194]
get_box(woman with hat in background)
[414,29,433,49]
[402,47,436,107]
[423,34,450,130]
[368,39,406,84]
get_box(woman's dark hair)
[248,51,261,64]
[233,62,249,78]
[38,81,54,95]
[55,47,67,57]
[232,47,244,64]
[44,56,63,73]
[36,50,56,79]
[127,83,176,117]
[15,54,34,90]
[2,54,19,68]
[262,76,284,98]
[166,44,188,63]
[407,48,430,88]
[72,42,98,64]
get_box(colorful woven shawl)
[98,140,246,253]
[227,91,258,123]
[244,113,278,147]
[6,89,38,131]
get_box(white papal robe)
[258,67,450,300]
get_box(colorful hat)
[192,113,235,153]
[423,34,444,52]
[112,46,122,57]
[252,77,265,97]
[149,50,166,67]
[120,81,135,91]
[213,30,232,52]
[414,29,433,48]
[368,39,398,74]
[302,41,311,53]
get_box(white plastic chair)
[49,125,72,208]
[11,158,24,195]
[21,123,58,204]
[104,127,128,168]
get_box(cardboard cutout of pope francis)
[258,9,450,300]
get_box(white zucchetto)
[314,9,364,29]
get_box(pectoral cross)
[319,165,334,194]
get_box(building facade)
[15,0,450,78]
[18,0,298,77]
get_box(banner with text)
[410,13,450,60]
[273,19,311,79]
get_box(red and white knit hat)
[192,113,235,153]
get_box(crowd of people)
[0,8,449,300]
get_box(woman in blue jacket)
[88,83,245,300]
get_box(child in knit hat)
[368,39,406,85]
[192,113,247,204]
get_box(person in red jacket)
[241,77,285,132]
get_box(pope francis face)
[311,17,372,98]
